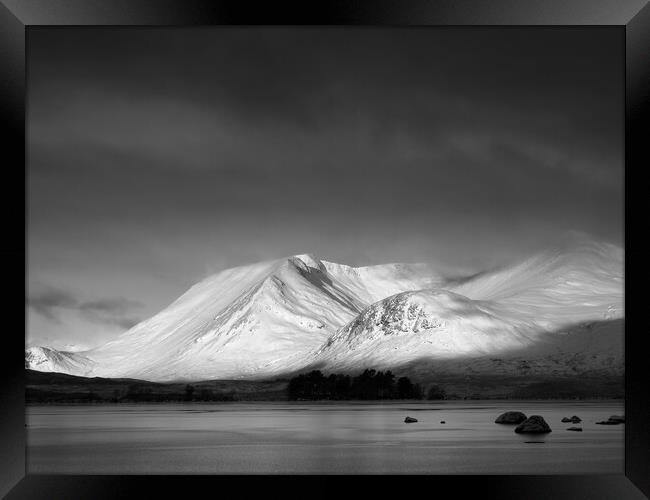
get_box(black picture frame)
[1,0,648,498]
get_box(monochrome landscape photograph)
[26,27,624,474]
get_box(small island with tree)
[287,369,445,400]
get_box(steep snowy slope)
[322,261,445,304]
[85,255,364,380]
[451,235,623,330]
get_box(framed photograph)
[1,0,648,497]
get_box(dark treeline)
[120,384,238,402]
[287,369,448,400]
[26,384,238,403]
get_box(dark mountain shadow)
[298,318,624,399]
[291,260,363,312]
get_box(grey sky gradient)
[27,27,624,349]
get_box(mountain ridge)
[26,237,623,382]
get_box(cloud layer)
[28,287,143,330]
[27,27,624,348]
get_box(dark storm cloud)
[27,26,623,315]
[28,28,623,197]
[28,287,143,329]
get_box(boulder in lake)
[440,421,446,424]
[495,411,527,424]
[566,427,583,432]
[561,415,581,423]
[404,416,418,423]
[514,415,552,434]
[596,415,624,425]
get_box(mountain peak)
[289,253,322,268]
[550,231,622,259]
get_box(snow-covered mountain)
[25,346,96,376]
[26,235,624,382]
[26,253,445,381]
[314,289,540,368]
[313,236,624,377]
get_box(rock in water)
[514,415,552,434]
[567,427,583,432]
[404,416,418,423]
[561,415,582,423]
[495,411,527,424]
[596,415,624,425]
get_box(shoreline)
[25,397,625,406]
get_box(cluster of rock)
[596,415,625,425]
[561,415,582,430]
[403,417,448,424]
[495,411,552,433]
[494,411,625,432]
[403,411,624,432]
[514,415,552,434]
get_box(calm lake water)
[26,401,624,474]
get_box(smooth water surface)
[27,400,624,474]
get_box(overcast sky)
[27,27,623,350]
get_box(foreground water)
[27,400,623,474]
